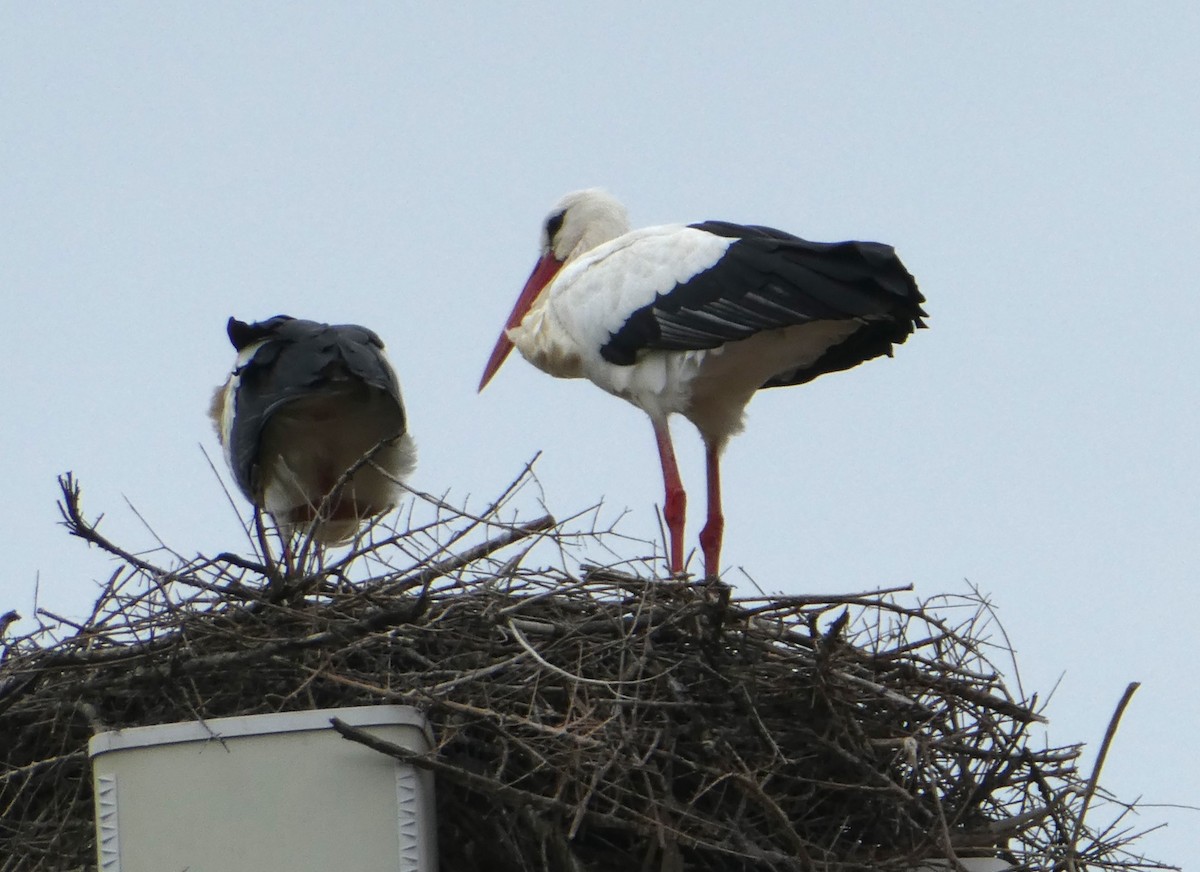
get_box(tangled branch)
[0,473,1171,872]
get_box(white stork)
[210,315,416,544]
[479,189,925,579]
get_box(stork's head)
[540,188,630,263]
[478,189,631,392]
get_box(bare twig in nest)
[331,717,578,816]
[56,473,260,602]
[381,514,556,596]
[1066,682,1142,870]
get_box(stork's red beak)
[478,254,565,392]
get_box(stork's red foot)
[699,515,723,580]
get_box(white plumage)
[511,225,732,408]
[480,189,926,579]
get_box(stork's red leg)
[699,442,724,579]
[651,418,686,574]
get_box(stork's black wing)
[225,315,406,496]
[599,222,926,388]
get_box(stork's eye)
[545,211,565,241]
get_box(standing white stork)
[479,189,925,579]
[210,315,416,544]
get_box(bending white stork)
[210,315,416,544]
[479,189,925,579]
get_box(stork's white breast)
[508,224,734,415]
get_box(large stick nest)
[0,472,1166,871]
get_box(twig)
[1068,681,1141,866]
[331,716,577,815]
[380,515,556,594]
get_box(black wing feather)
[225,315,405,496]
[599,221,926,388]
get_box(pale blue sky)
[2,4,1197,864]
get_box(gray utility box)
[89,705,435,872]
